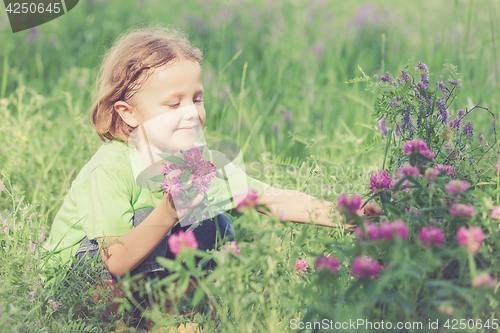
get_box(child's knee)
[215,214,234,241]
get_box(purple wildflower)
[272,122,280,133]
[28,27,39,43]
[30,281,41,302]
[336,193,362,220]
[29,237,37,253]
[370,169,392,192]
[295,259,308,273]
[419,226,445,248]
[415,62,429,85]
[396,164,420,178]
[379,117,387,136]
[445,180,469,195]
[434,164,454,177]
[353,222,380,242]
[311,44,324,57]
[184,146,204,167]
[193,160,216,182]
[472,272,498,288]
[417,82,427,90]
[394,122,401,137]
[452,109,466,131]
[48,299,59,311]
[162,176,185,196]
[463,121,473,139]
[449,204,474,217]
[479,135,485,147]
[1,213,7,235]
[315,255,340,274]
[400,71,411,83]
[447,79,461,88]
[403,139,435,158]
[457,226,484,253]
[388,97,401,108]
[283,111,292,122]
[380,220,409,241]
[424,168,440,181]
[351,255,380,280]
[381,75,393,83]
[194,179,210,193]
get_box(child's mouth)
[175,125,198,133]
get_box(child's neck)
[133,140,179,176]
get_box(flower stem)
[468,252,477,279]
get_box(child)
[42,25,379,316]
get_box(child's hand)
[356,200,382,217]
[161,174,204,220]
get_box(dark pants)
[72,208,235,279]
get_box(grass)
[0,0,499,331]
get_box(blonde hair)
[89,25,203,142]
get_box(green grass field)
[1,0,499,331]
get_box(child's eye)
[194,98,203,104]
[168,103,180,108]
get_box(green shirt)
[41,140,270,272]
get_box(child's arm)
[255,187,380,228]
[97,192,204,278]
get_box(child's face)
[129,59,206,151]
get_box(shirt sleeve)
[74,165,135,240]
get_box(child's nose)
[182,104,199,120]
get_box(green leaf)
[380,192,392,204]
[415,153,434,163]
[176,273,190,298]
[194,207,203,222]
[361,194,378,209]
[150,175,165,183]
[156,257,181,271]
[180,169,191,184]
[406,176,422,188]
[192,286,206,307]
[409,154,417,166]
[392,178,407,192]
[157,153,186,166]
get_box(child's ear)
[114,101,139,128]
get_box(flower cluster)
[370,169,392,192]
[445,180,469,195]
[224,241,241,255]
[0,213,7,235]
[315,255,340,274]
[48,299,59,311]
[29,281,41,302]
[353,222,379,242]
[351,256,381,280]
[457,226,484,253]
[403,139,434,159]
[295,259,308,273]
[472,272,498,288]
[380,221,409,241]
[161,146,216,197]
[419,226,445,248]
[235,188,259,213]
[336,193,362,220]
[449,204,474,217]
[168,230,198,257]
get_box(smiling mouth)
[175,125,198,131]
